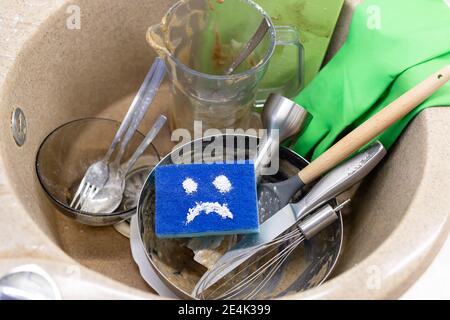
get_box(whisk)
[193,141,387,299]
[193,200,350,300]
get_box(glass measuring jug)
[147,0,303,133]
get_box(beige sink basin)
[0,0,449,299]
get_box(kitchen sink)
[0,0,449,299]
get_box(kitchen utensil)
[82,115,167,214]
[134,135,342,299]
[194,199,351,300]
[113,165,155,238]
[225,18,271,75]
[254,93,309,179]
[193,141,387,297]
[36,118,160,226]
[147,0,302,132]
[254,26,304,106]
[183,94,308,265]
[291,1,450,159]
[70,58,166,210]
[259,66,450,217]
[0,265,61,300]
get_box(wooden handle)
[299,65,450,184]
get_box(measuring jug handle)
[255,26,304,108]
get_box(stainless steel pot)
[132,134,342,299]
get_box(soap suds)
[183,178,198,194]
[213,175,232,193]
[186,202,233,225]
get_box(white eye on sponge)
[213,175,232,194]
[182,178,198,194]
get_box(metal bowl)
[134,134,342,299]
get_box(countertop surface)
[402,235,450,299]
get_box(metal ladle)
[254,93,310,180]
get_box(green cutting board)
[255,0,345,86]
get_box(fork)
[80,115,167,214]
[70,58,166,210]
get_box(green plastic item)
[196,0,344,95]
[255,0,345,87]
[292,0,450,160]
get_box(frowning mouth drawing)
[183,175,234,225]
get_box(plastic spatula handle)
[102,59,160,162]
[122,115,167,174]
[298,65,450,184]
[112,58,166,167]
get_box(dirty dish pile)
[32,0,450,301]
[192,65,450,298]
[131,65,450,300]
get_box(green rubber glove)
[292,0,450,159]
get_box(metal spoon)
[225,18,271,75]
[82,115,167,214]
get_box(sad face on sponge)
[155,163,259,238]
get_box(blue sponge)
[155,163,259,238]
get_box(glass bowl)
[36,118,160,226]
